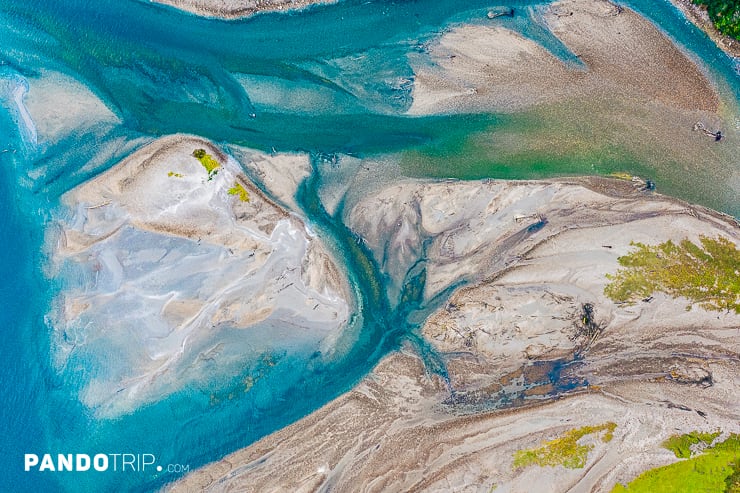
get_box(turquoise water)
[0,0,738,491]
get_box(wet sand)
[409,0,720,114]
[404,0,740,217]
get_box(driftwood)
[693,121,723,141]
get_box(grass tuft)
[609,172,634,181]
[227,182,250,202]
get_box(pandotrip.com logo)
[24,453,190,474]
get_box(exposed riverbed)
[1,0,738,491]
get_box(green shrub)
[663,431,721,458]
[605,236,740,313]
[693,0,740,40]
[192,148,220,180]
[513,422,617,469]
[612,434,740,492]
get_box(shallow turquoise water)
[0,0,738,491]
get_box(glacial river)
[0,0,738,491]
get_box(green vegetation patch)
[693,0,740,40]
[193,148,221,180]
[604,236,740,313]
[513,422,616,469]
[608,172,634,181]
[167,171,183,178]
[612,434,740,492]
[227,182,250,202]
[664,431,721,458]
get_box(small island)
[48,135,350,416]
[152,0,336,19]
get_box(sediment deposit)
[48,135,349,417]
[409,0,720,115]
[172,175,739,492]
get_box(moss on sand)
[664,431,721,459]
[605,236,740,313]
[227,182,250,202]
[513,422,617,469]
[193,148,220,180]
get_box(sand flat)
[48,135,350,417]
[409,0,719,115]
[172,174,739,491]
[151,0,336,19]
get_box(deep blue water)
[0,0,738,491]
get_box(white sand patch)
[232,145,312,212]
[0,74,37,146]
